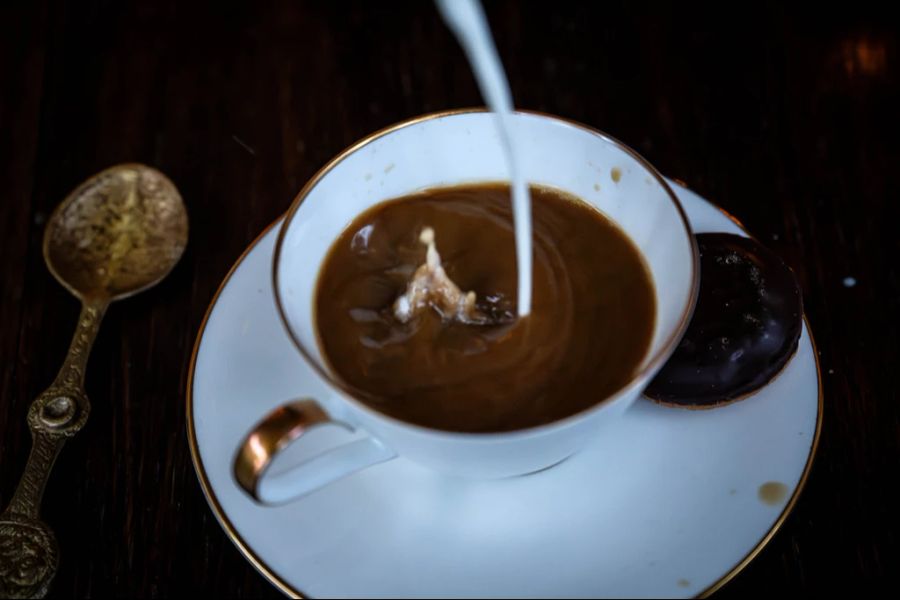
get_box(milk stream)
[435,0,532,318]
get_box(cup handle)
[233,399,396,504]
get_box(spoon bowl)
[43,164,188,301]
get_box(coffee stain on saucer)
[758,481,788,505]
[677,579,690,588]
[611,167,622,183]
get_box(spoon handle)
[2,300,107,518]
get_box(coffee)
[314,183,655,433]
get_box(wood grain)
[0,0,897,596]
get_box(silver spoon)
[0,164,188,598]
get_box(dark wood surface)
[1,0,897,596]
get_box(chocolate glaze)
[645,233,802,408]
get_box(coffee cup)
[233,109,698,504]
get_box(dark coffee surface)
[645,233,803,407]
[315,183,656,432]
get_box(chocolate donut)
[645,233,803,408]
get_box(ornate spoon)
[0,164,188,598]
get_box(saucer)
[187,181,822,598]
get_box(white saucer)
[188,181,822,598]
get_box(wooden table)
[1,1,896,596]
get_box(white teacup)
[234,109,698,504]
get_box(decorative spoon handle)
[0,300,107,598]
